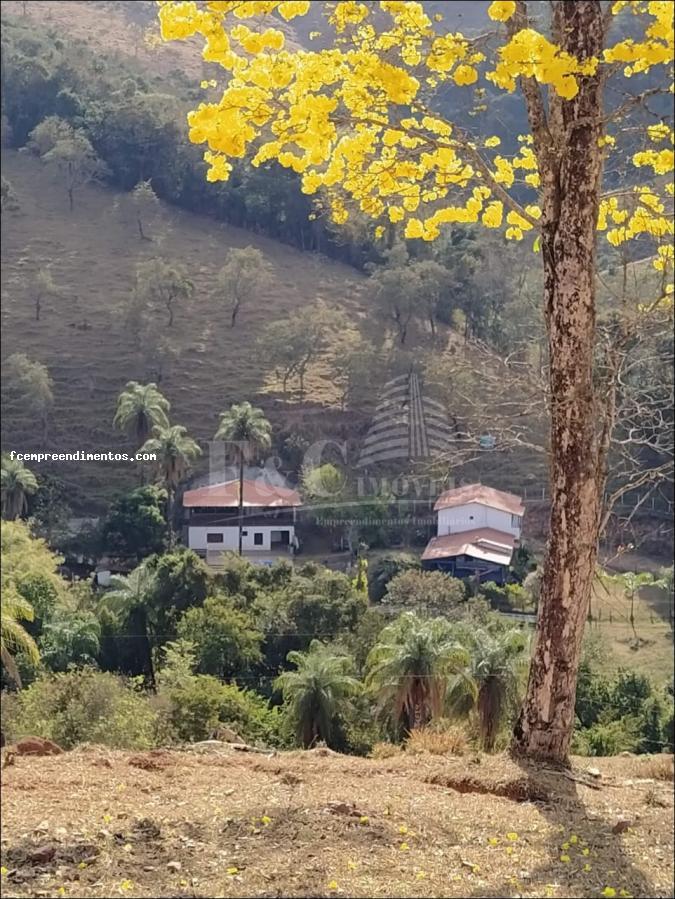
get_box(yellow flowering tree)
[158,0,674,763]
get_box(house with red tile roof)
[183,478,302,566]
[422,483,524,584]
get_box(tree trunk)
[512,1,606,764]
[230,299,240,328]
[238,451,244,556]
[166,487,175,548]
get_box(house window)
[242,530,248,536]
[254,532,264,546]
[206,533,224,544]
[511,515,522,527]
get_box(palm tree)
[140,424,201,544]
[1,584,40,687]
[113,381,171,447]
[366,612,469,734]
[214,402,272,556]
[1,455,38,520]
[101,562,157,688]
[448,627,527,752]
[275,640,361,748]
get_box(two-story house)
[183,478,302,566]
[422,483,524,584]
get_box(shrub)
[572,717,641,757]
[368,553,420,603]
[176,594,263,678]
[163,673,285,747]
[370,741,402,759]
[383,569,466,615]
[2,669,159,749]
[639,754,674,782]
[405,723,468,757]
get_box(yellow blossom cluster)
[159,0,674,247]
[487,28,598,99]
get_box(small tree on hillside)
[130,179,161,241]
[369,245,420,347]
[217,246,271,328]
[135,257,193,328]
[261,301,342,397]
[40,129,108,211]
[1,176,19,212]
[1,353,53,442]
[29,268,60,322]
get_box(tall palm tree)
[1,584,39,687]
[113,381,171,447]
[366,612,469,734]
[214,402,272,555]
[101,562,157,688]
[1,455,38,520]
[140,424,201,544]
[275,640,360,748]
[448,627,527,752]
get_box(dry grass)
[639,754,674,782]
[1,747,673,898]
[405,725,468,757]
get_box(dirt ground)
[1,747,673,899]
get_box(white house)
[422,483,524,584]
[435,483,524,539]
[183,478,302,566]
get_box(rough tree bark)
[512,1,607,762]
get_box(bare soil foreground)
[1,748,673,899]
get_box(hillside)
[1,746,673,899]
[1,151,371,509]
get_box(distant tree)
[447,627,527,752]
[26,116,74,156]
[100,485,167,561]
[1,176,19,212]
[29,268,59,322]
[658,564,674,629]
[383,569,466,616]
[1,455,38,520]
[254,565,367,673]
[29,476,72,547]
[1,353,53,441]
[366,613,468,734]
[38,126,108,211]
[113,381,171,449]
[301,462,346,505]
[369,247,420,347]
[368,553,421,603]
[329,330,380,410]
[39,609,101,672]
[217,246,271,328]
[130,179,161,240]
[214,402,272,556]
[147,548,213,638]
[275,640,360,748]
[101,562,157,688]
[135,257,194,328]
[261,301,342,397]
[606,571,668,639]
[413,258,453,340]
[140,425,201,544]
[177,594,263,679]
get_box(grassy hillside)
[1,151,370,509]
